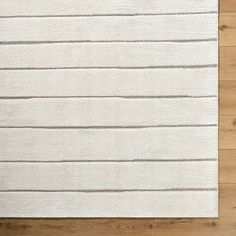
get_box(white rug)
[0,0,218,217]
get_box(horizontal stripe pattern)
[0,0,218,217]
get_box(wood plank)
[220,82,236,114]
[220,47,236,80]
[0,191,217,217]
[220,115,236,130]
[0,98,217,126]
[220,71,236,147]
[220,80,236,115]
[0,15,217,42]
[220,184,236,218]
[220,150,236,184]
[0,68,218,97]
[220,113,236,149]
[1,217,236,236]
[220,80,236,98]
[0,127,217,161]
[220,127,236,149]
[219,72,236,155]
[220,149,236,158]
[0,162,217,190]
[220,13,236,46]
[0,0,218,16]
[0,42,217,68]
[221,0,236,13]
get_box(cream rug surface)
[0,0,218,217]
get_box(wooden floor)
[0,1,234,235]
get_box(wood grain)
[220,81,236,114]
[221,0,236,12]
[220,115,236,131]
[0,217,235,236]
[220,150,236,184]
[220,13,236,46]
[220,47,236,80]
